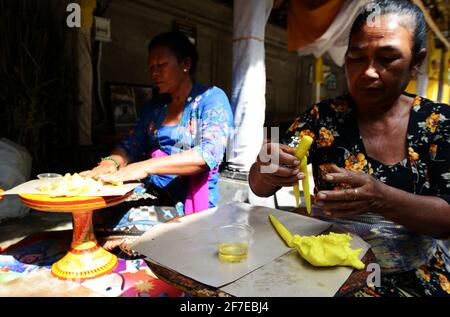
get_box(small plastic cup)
[216,223,254,263]
[37,173,62,187]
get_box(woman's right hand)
[249,142,304,197]
[80,160,118,180]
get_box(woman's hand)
[99,161,150,183]
[80,160,118,179]
[249,142,304,197]
[80,151,128,180]
[257,142,304,186]
[315,164,386,218]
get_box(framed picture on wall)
[106,83,155,134]
[324,71,337,90]
[133,85,154,115]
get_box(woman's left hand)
[99,161,149,183]
[315,164,386,218]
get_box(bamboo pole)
[411,0,450,50]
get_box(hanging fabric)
[288,0,346,51]
[288,0,370,66]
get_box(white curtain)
[227,0,274,173]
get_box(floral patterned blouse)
[282,93,450,273]
[118,83,233,210]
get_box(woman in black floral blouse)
[249,0,450,296]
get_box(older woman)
[84,32,233,214]
[249,0,449,296]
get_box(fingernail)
[293,160,300,166]
[297,173,304,180]
[325,211,332,216]
[325,175,334,181]
[292,169,299,175]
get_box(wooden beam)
[411,0,450,50]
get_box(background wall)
[95,0,346,137]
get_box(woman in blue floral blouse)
[249,0,449,296]
[85,32,233,214]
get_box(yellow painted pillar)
[80,0,96,28]
[406,79,418,94]
[426,34,442,102]
[442,51,450,104]
[314,57,324,103]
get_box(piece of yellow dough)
[293,136,313,213]
[269,214,365,270]
[37,173,124,197]
[38,173,103,197]
[291,232,365,269]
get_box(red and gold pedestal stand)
[18,192,132,281]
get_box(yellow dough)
[38,173,103,197]
[269,214,365,270]
[293,135,313,213]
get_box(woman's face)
[148,45,190,94]
[345,14,420,108]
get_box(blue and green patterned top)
[282,93,450,273]
[118,83,233,210]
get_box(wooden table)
[116,206,377,297]
[143,249,375,297]
[130,215,377,297]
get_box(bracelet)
[101,156,120,170]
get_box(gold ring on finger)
[353,188,358,201]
